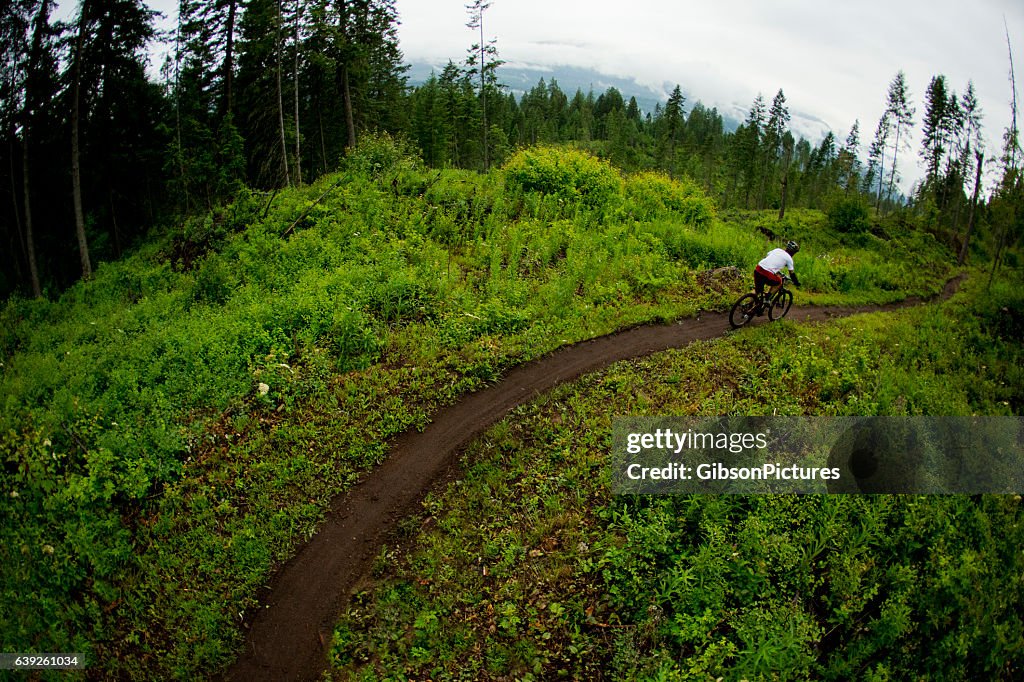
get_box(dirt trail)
[223,279,961,681]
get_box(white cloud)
[397,0,1024,188]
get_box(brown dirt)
[223,277,962,681]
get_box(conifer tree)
[1,1,31,294]
[70,0,92,279]
[920,74,949,190]
[837,120,861,194]
[465,0,499,170]
[883,71,915,210]
[657,84,685,175]
[759,88,789,208]
[735,93,765,207]
[18,0,51,296]
[173,0,245,206]
[865,112,890,208]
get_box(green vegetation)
[329,278,1023,681]
[0,141,968,678]
[827,195,871,234]
[0,142,944,679]
[3,2,1022,679]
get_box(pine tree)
[236,0,296,186]
[16,0,50,296]
[777,131,794,219]
[683,102,725,192]
[920,74,949,190]
[657,84,685,175]
[438,60,476,166]
[566,88,594,142]
[883,71,915,211]
[989,21,1021,287]
[465,0,499,170]
[292,0,303,185]
[171,0,245,207]
[759,88,789,208]
[594,87,625,139]
[734,93,765,207]
[949,82,984,231]
[70,0,93,279]
[274,0,290,186]
[837,120,861,194]
[520,78,553,144]
[411,73,448,166]
[1,0,32,294]
[865,112,891,207]
[807,131,836,208]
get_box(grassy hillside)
[328,278,1023,680]
[1,138,962,678]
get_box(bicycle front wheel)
[768,290,793,321]
[729,293,759,328]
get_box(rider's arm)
[790,269,800,287]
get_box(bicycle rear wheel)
[729,293,759,328]
[768,290,793,321]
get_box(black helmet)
[786,240,800,254]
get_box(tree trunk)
[479,17,488,171]
[172,13,189,212]
[874,142,886,212]
[20,0,51,298]
[22,137,42,296]
[223,0,237,115]
[958,151,984,265]
[777,175,788,221]
[777,143,792,221]
[71,0,92,280]
[276,0,291,187]
[342,64,355,149]
[293,0,302,185]
[318,98,327,174]
[987,210,1012,289]
[885,126,901,215]
[338,0,356,150]
[8,137,28,274]
[109,189,122,258]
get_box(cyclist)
[753,241,800,313]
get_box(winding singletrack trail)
[223,278,962,681]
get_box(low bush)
[827,196,871,233]
[340,131,423,178]
[503,146,623,210]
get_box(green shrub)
[359,271,438,323]
[827,196,870,233]
[329,309,380,370]
[193,255,237,305]
[623,171,714,227]
[502,146,623,209]
[341,132,423,178]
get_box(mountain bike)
[729,274,794,328]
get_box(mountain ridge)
[406,60,836,143]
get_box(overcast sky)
[397,0,1024,190]
[56,0,1024,190]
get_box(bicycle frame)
[759,275,790,308]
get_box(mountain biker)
[753,241,800,312]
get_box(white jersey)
[758,248,794,275]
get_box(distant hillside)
[406,60,738,129]
[407,60,834,142]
